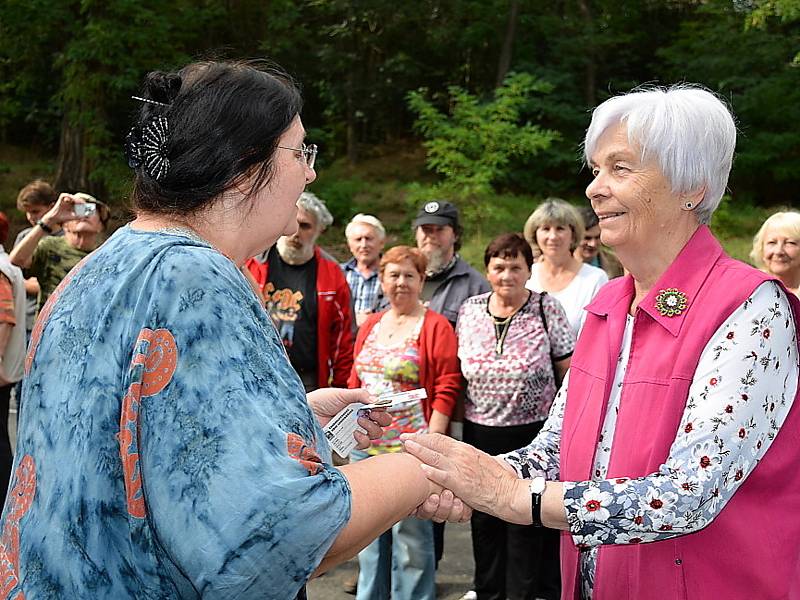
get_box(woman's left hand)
[307,387,391,450]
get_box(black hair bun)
[143,71,182,105]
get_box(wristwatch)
[529,476,546,527]
[36,219,54,235]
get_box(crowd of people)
[0,60,797,600]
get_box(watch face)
[529,476,546,495]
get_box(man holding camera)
[10,192,110,310]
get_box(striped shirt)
[341,258,382,314]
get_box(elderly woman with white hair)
[750,210,800,297]
[402,85,800,600]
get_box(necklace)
[385,309,422,340]
[492,314,514,355]
[157,226,210,245]
[153,225,233,262]
[487,292,528,355]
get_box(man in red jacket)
[246,192,354,391]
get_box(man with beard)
[413,200,489,571]
[246,192,354,391]
[414,201,490,327]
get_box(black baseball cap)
[412,200,460,229]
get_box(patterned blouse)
[354,313,427,454]
[457,292,575,426]
[504,282,799,599]
[0,272,16,326]
[1,226,351,599]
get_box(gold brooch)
[655,288,688,317]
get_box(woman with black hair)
[0,61,467,599]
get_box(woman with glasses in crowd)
[0,60,467,600]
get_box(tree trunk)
[54,115,89,193]
[496,0,521,88]
[346,70,358,164]
[578,0,597,107]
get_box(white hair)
[297,191,333,230]
[345,213,386,240]
[583,84,737,225]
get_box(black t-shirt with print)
[265,247,318,377]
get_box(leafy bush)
[307,176,361,226]
[407,72,560,200]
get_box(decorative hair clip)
[125,116,171,181]
[141,116,170,180]
[131,95,170,108]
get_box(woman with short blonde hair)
[523,198,607,334]
[523,198,585,253]
[750,210,800,296]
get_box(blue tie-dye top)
[0,226,351,599]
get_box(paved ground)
[308,522,474,600]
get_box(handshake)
[309,387,530,528]
[400,432,523,525]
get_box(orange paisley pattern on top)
[118,329,178,518]
[0,455,37,600]
[286,433,323,476]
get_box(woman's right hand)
[413,489,472,523]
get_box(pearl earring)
[682,201,694,211]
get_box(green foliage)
[306,176,360,225]
[747,0,800,63]
[407,72,559,199]
[657,0,800,205]
[2,0,800,213]
[711,196,769,238]
[748,0,800,27]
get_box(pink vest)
[560,226,800,600]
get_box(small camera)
[73,202,97,218]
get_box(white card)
[323,389,427,458]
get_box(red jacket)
[348,309,461,420]
[246,247,354,388]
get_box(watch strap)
[530,482,544,527]
[36,219,54,235]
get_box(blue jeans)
[352,450,436,600]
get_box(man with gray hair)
[246,192,354,391]
[341,213,386,327]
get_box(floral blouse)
[504,282,799,599]
[354,314,427,454]
[457,291,574,426]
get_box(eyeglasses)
[278,143,318,170]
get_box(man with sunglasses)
[246,191,354,392]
